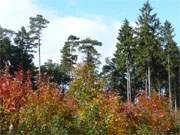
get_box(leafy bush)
[0,70,32,113]
[123,91,176,134]
[0,66,179,134]
[136,124,152,135]
[14,83,76,135]
[0,70,32,134]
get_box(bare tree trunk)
[126,62,131,102]
[168,55,172,110]
[38,38,41,80]
[158,82,161,96]
[148,66,151,97]
[70,42,73,80]
[145,71,148,97]
[175,98,177,112]
[129,68,131,102]
[127,69,129,102]
[127,61,130,102]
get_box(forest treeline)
[0,1,179,108]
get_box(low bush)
[0,67,179,134]
[122,91,176,134]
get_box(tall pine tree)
[14,26,34,72]
[60,35,80,85]
[135,1,162,96]
[161,21,180,109]
[60,35,79,74]
[29,14,49,77]
[79,38,102,67]
[114,19,135,101]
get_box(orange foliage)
[0,68,178,134]
[0,70,32,112]
[122,90,176,134]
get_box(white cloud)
[0,0,124,67]
[0,0,39,30]
[42,16,119,65]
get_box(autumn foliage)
[0,66,179,134]
[0,70,32,113]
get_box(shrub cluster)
[0,67,179,135]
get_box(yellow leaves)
[77,91,128,135]
[0,69,178,134]
[69,64,104,99]
[107,114,126,135]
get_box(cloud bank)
[0,0,123,67]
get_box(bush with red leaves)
[0,70,32,112]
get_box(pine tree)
[14,26,34,72]
[161,21,180,109]
[0,32,12,74]
[60,35,80,85]
[79,38,102,67]
[0,26,35,75]
[135,1,162,96]
[29,14,49,78]
[60,35,79,74]
[114,19,135,101]
[101,58,127,99]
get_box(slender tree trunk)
[127,62,129,102]
[145,71,148,97]
[175,98,177,112]
[38,38,41,80]
[129,68,131,102]
[158,81,161,96]
[148,66,151,97]
[127,62,131,102]
[70,42,73,80]
[127,69,129,102]
[168,54,172,110]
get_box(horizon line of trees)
[0,1,179,108]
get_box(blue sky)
[0,0,179,65]
[35,0,180,43]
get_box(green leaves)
[69,64,103,101]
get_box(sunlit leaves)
[0,68,178,134]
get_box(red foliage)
[0,70,32,112]
[122,90,176,133]
[0,69,177,134]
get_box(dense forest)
[0,1,180,134]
